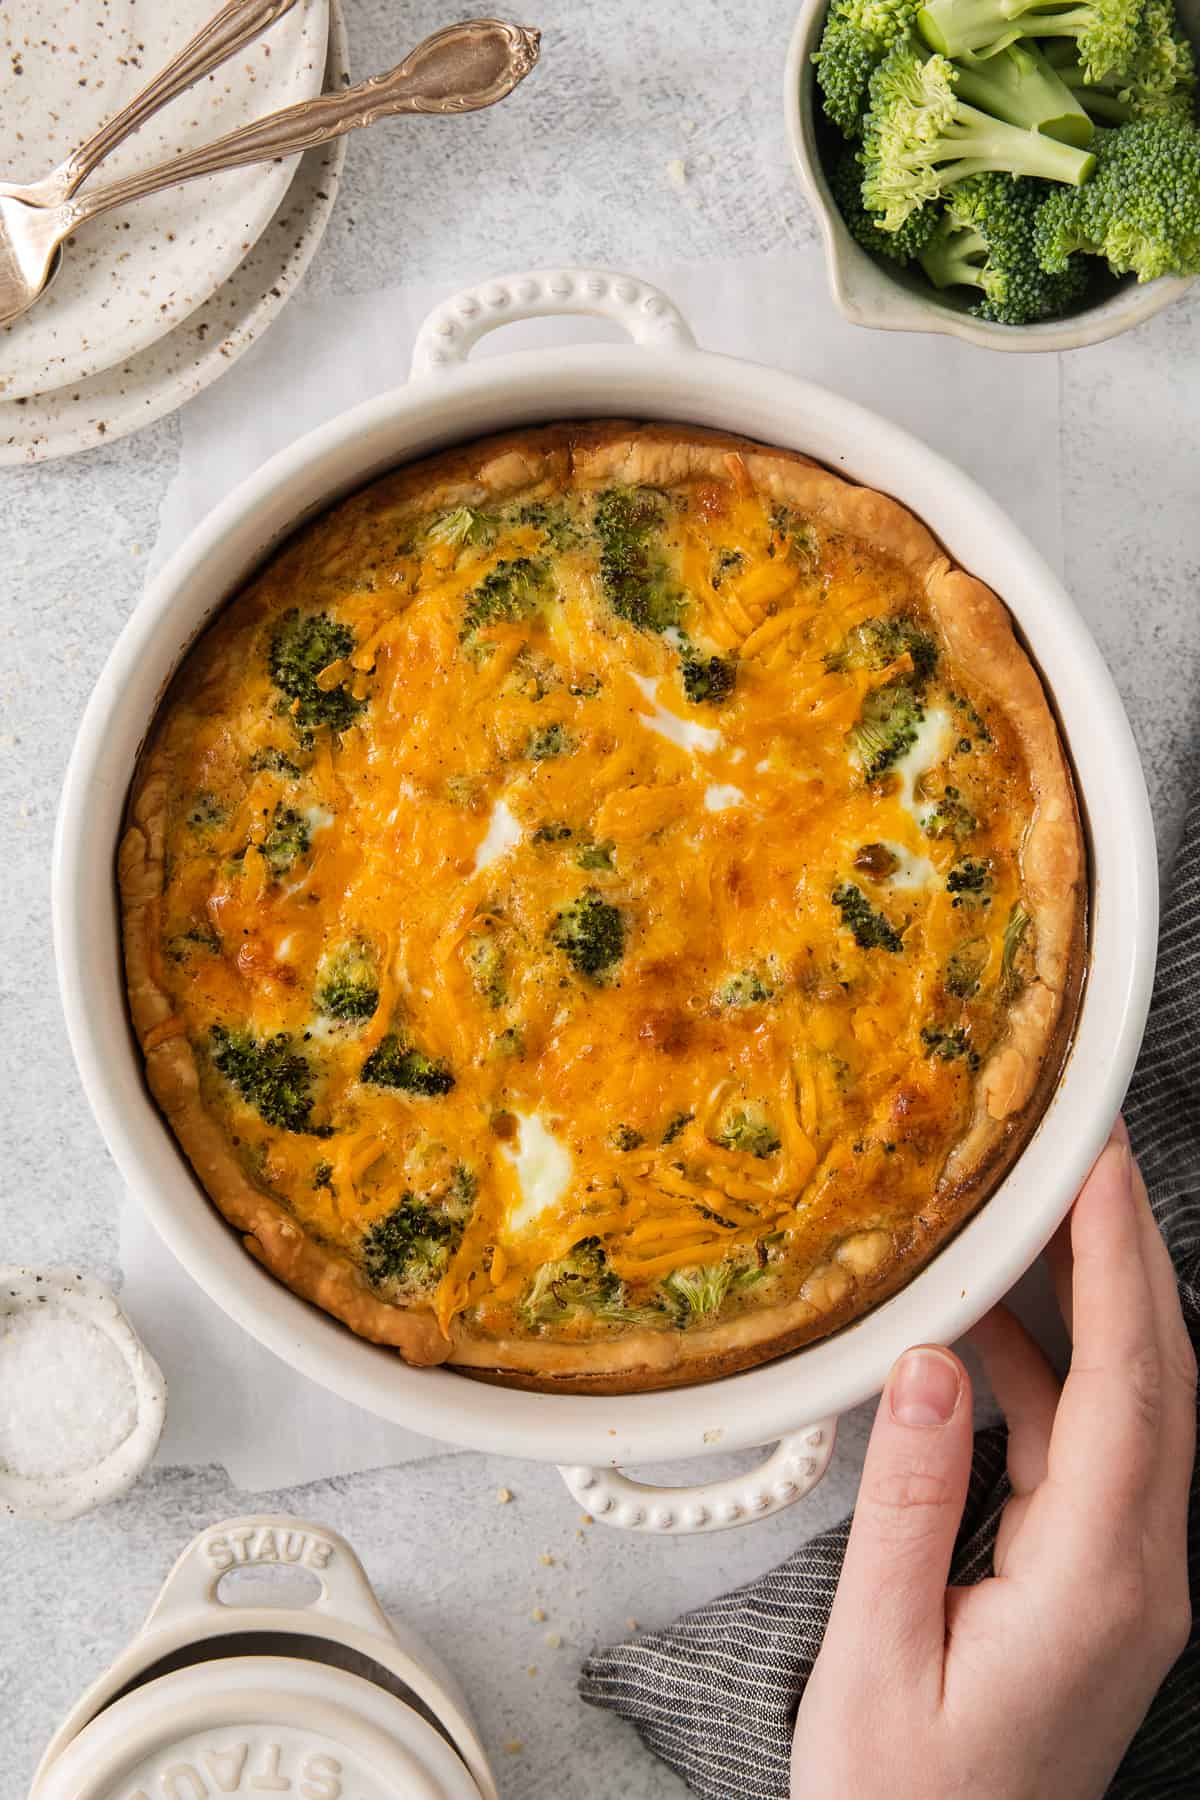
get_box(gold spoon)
[0,0,303,210]
[0,19,541,331]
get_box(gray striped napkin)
[580,777,1200,1799]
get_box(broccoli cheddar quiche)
[120,422,1084,1393]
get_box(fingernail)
[889,1348,962,1428]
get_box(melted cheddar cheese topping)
[140,455,1042,1348]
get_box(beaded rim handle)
[558,1420,837,1534]
[409,267,698,375]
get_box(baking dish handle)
[558,1418,837,1534]
[410,267,697,376]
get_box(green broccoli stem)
[937,101,1097,186]
[920,220,989,287]
[1051,60,1133,121]
[918,0,1097,60]
[953,43,1094,146]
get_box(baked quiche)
[120,422,1084,1393]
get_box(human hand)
[791,1120,1196,1800]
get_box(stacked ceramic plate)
[0,0,346,463]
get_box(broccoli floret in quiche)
[548,889,626,979]
[714,966,776,1007]
[268,611,365,736]
[946,857,992,905]
[575,838,615,871]
[922,782,977,842]
[825,613,938,681]
[525,722,575,761]
[521,1237,661,1327]
[716,1107,781,1159]
[466,932,507,1008]
[460,556,551,640]
[852,680,927,777]
[833,881,906,952]
[593,487,685,633]
[209,1027,327,1135]
[662,1255,761,1324]
[316,941,379,1021]
[921,1022,982,1068]
[681,653,737,705]
[945,937,988,999]
[260,804,311,878]
[426,506,496,549]
[185,792,225,835]
[361,1034,455,1096]
[361,1183,472,1292]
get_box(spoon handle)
[65,19,541,230]
[26,0,304,208]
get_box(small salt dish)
[0,1268,166,1521]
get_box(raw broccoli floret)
[460,557,551,639]
[548,889,626,979]
[268,612,364,736]
[853,680,926,775]
[716,1108,782,1158]
[830,145,942,264]
[814,0,923,137]
[361,1034,455,1095]
[862,43,1096,229]
[952,42,1095,143]
[361,1177,474,1290]
[825,612,939,679]
[209,1027,326,1135]
[593,488,684,633]
[260,804,310,878]
[1035,115,1200,280]
[1045,2,1197,121]
[917,0,1145,84]
[316,941,379,1020]
[681,653,737,704]
[833,881,906,951]
[919,173,1092,322]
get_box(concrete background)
[2,1,1198,1793]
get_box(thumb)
[826,1345,973,1689]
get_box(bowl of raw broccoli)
[784,0,1200,346]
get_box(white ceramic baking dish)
[54,267,1157,1533]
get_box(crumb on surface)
[539,1552,555,1566]
[666,157,687,191]
[545,1632,562,1649]
[531,1606,546,1622]
[580,1512,594,1525]
[626,1617,639,1631]
[503,1739,523,1756]
[496,1486,513,1504]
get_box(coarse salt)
[0,1307,137,1478]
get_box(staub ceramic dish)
[32,1514,498,1799]
[54,268,1156,1533]
[784,0,1200,351]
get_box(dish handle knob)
[557,1419,837,1534]
[410,267,697,375]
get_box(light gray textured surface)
[1,1,1198,1793]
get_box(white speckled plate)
[0,0,328,400]
[0,0,346,464]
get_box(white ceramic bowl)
[783,0,1198,351]
[54,267,1157,1531]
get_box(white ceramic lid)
[33,1654,484,1800]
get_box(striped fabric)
[579,777,1200,1800]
